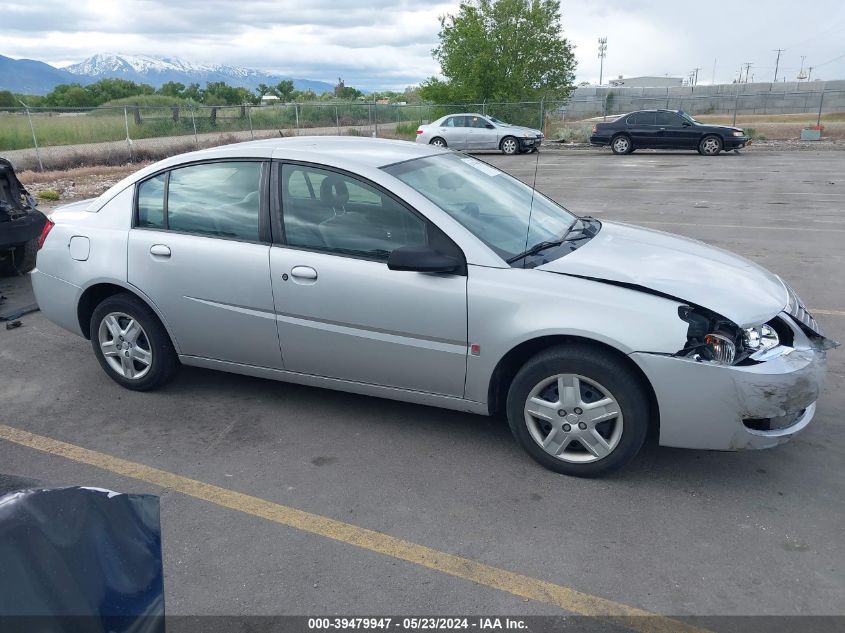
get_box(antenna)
[519,140,543,268]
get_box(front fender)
[464,265,688,404]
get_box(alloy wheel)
[98,312,153,380]
[523,373,624,463]
[612,137,630,153]
[700,137,721,155]
[502,138,518,154]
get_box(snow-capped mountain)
[63,53,334,94]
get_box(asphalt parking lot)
[1,147,843,627]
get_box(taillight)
[592,125,598,133]
[416,128,423,134]
[37,218,54,250]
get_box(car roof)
[438,112,487,118]
[167,136,441,169]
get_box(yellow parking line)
[0,424,710,633]
[813,309,845,317]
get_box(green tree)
[158,81,186,98]
[275,79,295,102]
[421,0,576,102]
[43,83,98,107]
[85,78,154,103]
[256,83,277,97]
[0,90,17,107]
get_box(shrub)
[38,190,60,201]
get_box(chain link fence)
[2,88,844,171]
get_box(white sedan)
[416,113,543,155]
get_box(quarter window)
[280,165,427,260]
[137,174,165,229]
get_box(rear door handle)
[150,244,171,257]
[291,265,317,280]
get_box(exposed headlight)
[702,333,736,365]
[732,131,744,137]
[743,324,779,355]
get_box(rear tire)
[90,293,180,391]
[505,344,650,477]
[610,134,633,155]
[430,137,447,148]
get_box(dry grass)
[18,162,152,202]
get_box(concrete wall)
[563,80,845,117]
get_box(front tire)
[90,293,180,391]
[610,134,633,155]
[505,344,650,477]
[500,136,519,155]
[698,135,722,156]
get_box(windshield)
[488,116,506,124]
[383,153,577,262]
[679,111,698,124]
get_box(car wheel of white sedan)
[91,293,180,391]
[506,344,649,477]
[429,137,447,148]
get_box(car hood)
[537,221,787,327]
[499,124,543,136]
[700,123,743,134]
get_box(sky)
[2,0,845,89]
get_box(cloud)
[3,0,845,89]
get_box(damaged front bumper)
[631,313,831,451]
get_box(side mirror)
[387,246,460,274]
[485,123,495,129]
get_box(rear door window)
[627,112,656,125]
[135,161,264,242]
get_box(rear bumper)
[631,314,828,451]
[30,269,85,337]
[589,135,610,146]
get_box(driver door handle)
[150,244,171,257]
[291,265,317,280]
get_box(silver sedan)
[32,137,835,476]
[416,113,543,155]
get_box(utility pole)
[692,67,701,86]
[808,66,813,81]
[772,49,784,83]
[742,62,752,83]
[798,55,807,80]
[597,37,607,85]
[711,58,717,85]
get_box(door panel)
[128,231,282,368]
[465,115,498,149]
[626,112,659,147]
[439,116,466,149]
[269,248,468,396]
[656,112,698,148]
